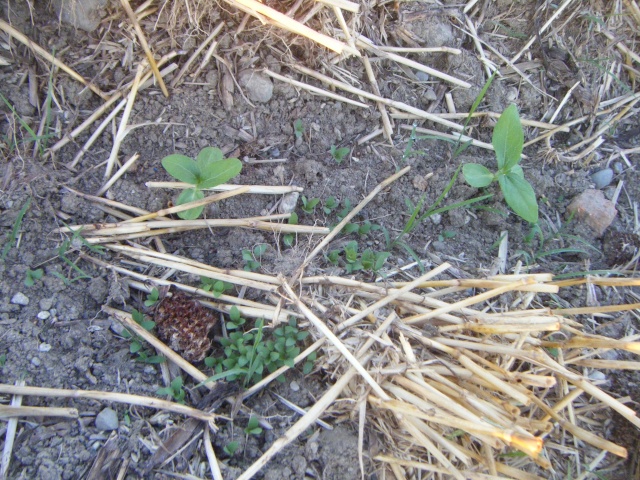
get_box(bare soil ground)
[1,0,640,479]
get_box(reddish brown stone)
[566,189,617,237]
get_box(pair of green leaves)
[161,147,242,220]
[462,104,538,223]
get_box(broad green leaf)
[492,104,524,171]
[498,172,538,223]
[162,154,199,184]
[198,158,242,189]
[510,164,524,178]
[176,188,205,220]
[196,147,224,173]
[463,164,494,188]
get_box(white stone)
[11,292,29,306]
[95,408,119,431]
[290,381,300,392]
[37,311,51,320]
[38,343,52,352]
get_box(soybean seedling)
[200,277,234,298]
[224,441,239,457]
[245,416,263,436]
[293,119,304,140]
[121,309,165,364]
[323,196,339,215]
[330,145,350,164]
[161,147,242,220]
[462,104,539,223]
[283,212,298,248]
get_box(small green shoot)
[293,119,304,140]
[336,199,352,222]
[144,287,160,307]
[121,309,165,364]
[161,147,242,220]
[24,268,44,287]
[338,241,390,274]
[156,376,186,404]
[244,416,263,436]
[330,145,350,164]
[53,224,104,285]
[323,196,339,215]
[224,441,239,456]
[0,354,6,367]
[242,244,268,272]
[301,196,320,214]
[463,104,538,223]
[2,198,30,260]
[204,313,314,388]
[200,277,234,298]
[283,212,298,248]
[0,94,55,154]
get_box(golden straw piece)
[0,19,109,100]
[0,406,78,419]
[119,0,169,97]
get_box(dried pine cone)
[154,292,218,363]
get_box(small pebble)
[591,168,614,189]
[279,192,299,214]
[290,381,300,392]
[613,162,624,175]
[95,408,119,431]
[38,343,52,352]
[39,298,54,310]
[31,357,41,367]
[37,311,51,320]
[11,292,29,306]
[589,370,607,382]
[416,71,430,82]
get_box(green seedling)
[336,199,352,222]
[204,312,314,387]
[2,198,30,260]
[156,376,186,404]
[293,119,304,140]
[53,224,104,285]
[301,196,320,214]
[144,287,160,307]
[438,231,456,242]
[242,244,268,272]
[0,354,6,367]
[24,268,44,287]
[0,93,55,155]
[244,416,263,436]
[385,167,490,271]
[224,441,239,457]
[200,277,234,298]
[161,147,242,220]
[323,196,339,215]
[283,212,298,248]
[330,145,350,164]
[121,309,165,364]
[463,104,538,223]
[343,220,380,236]
[340,241,390,274]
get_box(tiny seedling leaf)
[197,158,243,189]
[492,104,524,171]
[162,154,200,184]
[498,172,539,223]
[176,188,205,220]
[463,164,494,188]
[196,146,224,169]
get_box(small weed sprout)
[53,225,105,285]
[121,309,165,364]
[157,376,186,404]
[330,145,350,164]
[293,119,304,140]
[161,147,242,220]
[242,244,268,272]
[330,241,390,274]
[462,104,539,223]
[283,212,298,248]
[245,416,263,436]
[200,277,234,298]
[0,354,6,367]
[224,441,239,457]
[144,287,160,307]
[204,310,314,387]
[301,196,320,214]
[24,268,44,287]
[323,196,339,215]
[2,198,30,260]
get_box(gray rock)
[567,189,617,237]
[238,70,273,103]
[591,168,614,189]
[39,298,54,311]
[51,0,108,32]
[37,311,51,320]
[95,408,119,431]
[11,292,29,306]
